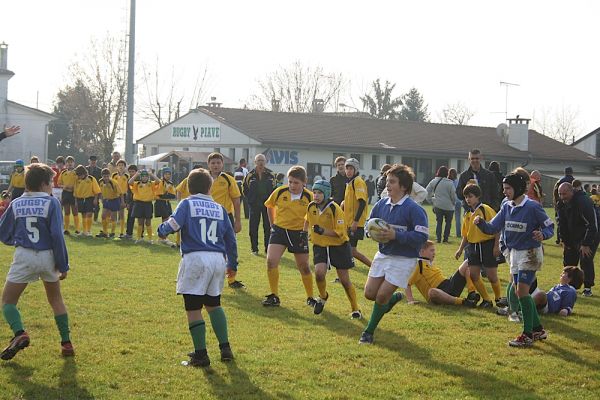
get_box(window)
[371,155,380,170]
[386,155,394,165]
[457,159,465,173]
[151,147,158,156]
[402,157,416,169]
[435,159,449,170]
[229,148,236,161]
[183,147,189,151]
[214,147,221,154]
[417,158,433,183]
[243,148,249,162]
[350,153,362,168]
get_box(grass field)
[0,205,599,399]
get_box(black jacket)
[456,166,497,208]
[330,172,347,205]
[242,168,275,207]
[558,190,599,247]
[87,165,102,181]
[375,174,387,200]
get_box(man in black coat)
[456,149,497,209]
[330,156,347,205]
[557,182,598,297]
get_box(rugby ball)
[365,218,391,243]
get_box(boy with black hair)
[51,156,65,200]
[123,164,138,239]
[475,173,554,347]
[128,169,159,243]
[7,159,25,200]
[58,156,79,234]
[305,179,361,318]
[207,153,245,289]
[455,184,502,308]
[342,158,372,268]
[97,168,124,238]
[262,166,314,307]
[533,266,584,316]
[158,168,237,368]
[0,163,74,359]
[111,159,129,238]
[74,165,101,236]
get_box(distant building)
[0,43,54,163]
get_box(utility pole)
[500,81,519,121]
[125,0,136,163]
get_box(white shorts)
[368,252,417,289]
[509,247,543,275]
[52,187,63,200]
[176,251,226,296]
[6,247,60,284]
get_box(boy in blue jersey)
[359,164,429,345]
[475,173,554,347]
[0,163,74,360]
[158,168,238,368]
[533,266,583,316]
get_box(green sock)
[518,295,534,334]
[2,304,24,335]
[54,313,70,343]
[507,283,520,312]
[365,302,387,334]
[530,297,542,329]
[208,307,229,345]
[189,320,206,351]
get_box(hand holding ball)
[366,218,392,243]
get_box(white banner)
[171,124,221,142]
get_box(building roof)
[7,100,55,119]
[572,126,600,146]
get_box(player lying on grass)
[533,266,584,317]
[406,240,479,307]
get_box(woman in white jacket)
[425,166,457,243]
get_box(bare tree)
[247,61,347,112]
[139,60,210,128]
[68,35,127,161]
[439,102,475,125]
[533,105,580,144]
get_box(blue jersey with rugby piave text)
[158,194,238,269]
[368,195,429,258]
[0,192,69,272]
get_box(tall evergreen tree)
[399,87,429,122]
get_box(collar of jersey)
[189,193,214,201]
[385,194,409,206]
[317,200,335,214]
[469,202,483,213]
[21,191,49,197]
[510,195,529,208]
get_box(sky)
[2,0,598,146]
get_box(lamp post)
[500,81,519,121]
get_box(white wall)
[0,103,51,162]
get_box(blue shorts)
[103,198,121,212]
[77,197,95,213]
[514,271,537,286]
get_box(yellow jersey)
[131,181,157,202]
[74,176,101,199]
[99,178,122,200]
[306,200,348,247]
[407,259,446,302]
[9,171,25,189]
[58,169,78,191]
[462,203,496,243]
[111,172,130,195]
[344,176,368,228]
[210,172,240,214]
[591,194,600,207]
[155,179,176,200]
[176,178,190,199]
[264,186,313,231]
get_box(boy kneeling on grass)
[406,240,479,307]
[158,168,238,368]
[0,163,74,360]
[533,266,584,317]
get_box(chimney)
[271,99,280,112]
[0,42,15,119]
[206,96,222,108]
[312,98,324,113]
[506,116,531,151]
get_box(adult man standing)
[234,158,249,219]
[87,156,103,222]
[366,175,376,204]
[330,156,347,205]
[456,149,497,209]
[243,154,275,255]
[557,182,598,297]
[106,151,121,175]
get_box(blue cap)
[162,167,172,174]
[15,159,24,167]
[312,179,331,200]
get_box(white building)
[0,43,53,163]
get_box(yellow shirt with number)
[58,169,78,191]
[111,172,130,195]
[462,203,496,244]
[131,181,157,202]
[74,176,101,199]
[264,186,313,231]
[176,178,190,199]
[99,178,122,200]
[407,259,446,302]
[210,173,240,214]
[306,200,348,247]
[344,176,368,228]
[9,171,25,189]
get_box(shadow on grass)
[226,291,544,400]
[202,361,282,400]
[546,316,600,343]
[4,358,95,399]
[541,340,599,371]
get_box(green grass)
[0,205,599,399]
